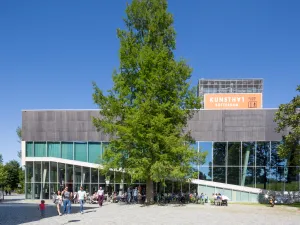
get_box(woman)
[55,191,63,216]
[97,186,104,207]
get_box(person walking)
[62,186,72,214]
[97,186,104,207]
[55,191,63,216]
[38,200,46,218]
[78,186,87,214]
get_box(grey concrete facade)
[22,109,286,142]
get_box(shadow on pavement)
[0,203,95,224]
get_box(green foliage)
[274,85,300,167]
[0,154,3,165]
[4,160,21,190]
[92,0,205,202]
[0,164,8,186]
[16,126,22,158]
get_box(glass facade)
[25,161,143,200]
[25,141,300,197]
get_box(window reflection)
[227,167,241,185]
[213,142,226,166]
[91,168,98,183]
[242,167,255,188]
[271,142,286,167]
[199,142,212,166]
[213,167,225,183]
[228,142,241,166]
[256,142,270,167]
[199,166,212,181]
[34,162,41,182]
[256,167,268,189]
[242,142,255,167]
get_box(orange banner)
[204,93,262,109]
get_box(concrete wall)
[22,109,286,142]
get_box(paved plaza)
[0,195,299,225]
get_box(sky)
[0,0,299,163]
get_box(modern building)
[21,78,299,202]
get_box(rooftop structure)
[197,78,264,97]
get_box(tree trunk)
[145,177,154,205]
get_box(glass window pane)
[42,182,49,199]
[25,183,32,199]
[228,142,241,166]
[34,142,46,157]
[271,142,286,167]
[26,161,34,182]
[42,162,49,183]
[34,162,41,182]
[241,167,255,188]
[61,142,73,160]
[34,183,41,199]
[50,183,59,194]
[26,142,34,157]
[256,142,270,167]
[74,142,87,162]
[256,167,268,189]
[213,167,225,183]
[199,166,212,181]
[48,142,61,158]
[66,164,73,187]
[268,167,285,191]
[199,142,213,166]
[91,168,98,183]
[74,166,81,184]
[91,184,98,195]
[227,167,241,185]
[190,142,198,170]
[88,142,101,163]
[242,142,255,167]
[83,167,90,184]
[50,162,57,182]
[58,163,65,190]
[213,142,226,166]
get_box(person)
[77,186,87,214]
[62,186,72,214]
[39,200,46,218]
[97,186,104,207]
[55,191,63,216]
[133,187,138,203]
[127,187,131,204]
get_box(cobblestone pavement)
[1,196,299,225]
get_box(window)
[34,142,46,157]
[26,142,34,157]
[88,142,101,163]
[74,142,87,162]
[48,142,61,158]
[228,142,241,166]
[213,142,226,166]
[199,142,213,166]
[61,142,73,160]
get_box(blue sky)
[0,0,299,163]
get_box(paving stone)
[0,195,299,225]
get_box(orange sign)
[204,93,262,109]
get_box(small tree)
[4,160,21,190]
[93,0,206,203]
[274,85,300,169]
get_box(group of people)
[39,185,105,218]
[111,187,140,203]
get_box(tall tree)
[4,160,20,190]
[274,85,300,171]
[92,0,204,203]
[16,126,22,159]
[0,154,3,165]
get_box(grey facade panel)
[22,109,286,142]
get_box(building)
[21,78,299,202]
[22,108,299,202]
